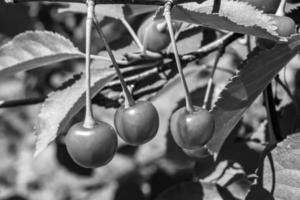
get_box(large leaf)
[263,133,300,200]
[34,67,115,156]
[156,0,283,41]
[135,65,209,164]
[207,34,300,156]
[0,31,83,77]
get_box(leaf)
[263,133,300,200]
[245,185,274,200]
[156,0,283,41]
[0,31,83,78]
[34,67,115,157]
[135,65,209,164]
[286,6,300,25]
[155,181,237,200]
[58,3,157,18]
[207,34,300,156]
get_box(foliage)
[1,0,300,199]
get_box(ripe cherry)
[270,15,296,37]
[114,101,159,145]
[137,15,180,52]
[240,0,280,13]
[170,106,214,150]
[65,121,118,168]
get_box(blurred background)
[1,1,300,200]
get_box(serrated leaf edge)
[178,0,279,37]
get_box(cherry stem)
[275,0,286,16]
[202,45,224,110]
[93,16,135,108]
[83,0,96,129]
[120,17,144,52]
[164,1,194,112]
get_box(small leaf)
[157,0,282,41]
[263,133,300,200]
[34,67,115,157]
[207,34,300,156]
[286,6,300,25]
[0,31,83,77]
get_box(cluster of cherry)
[65,0,298,169]
[65,0,215,169]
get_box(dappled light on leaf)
[0,31,84,77]
[35,68,115,156]
[208,34,300,155]
[156,0,282,41]
[263,133,300,200]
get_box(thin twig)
[181,32,243,61]
[90,54,128,65]
[120,17,144,52]
[107,66,160,87]
[0,65,166,108]
[0,97,45,108]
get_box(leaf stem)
[164,0,194,112]
[120,17,144,52]
[202,45,224,109]
[83,0,96,129]
[93,16,135,107]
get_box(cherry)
[65,0,118,169]
[240,0,280,13]
[114,101,159,145]
[270,15,296,37]
[93,16,159,146]
[137,15,180,52]
[163,3,214,151]
[65,121,118,168]
[170,106,214,150]
[257,15,296,49]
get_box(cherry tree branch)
[0,64,166,108]
[0,31,241,109]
